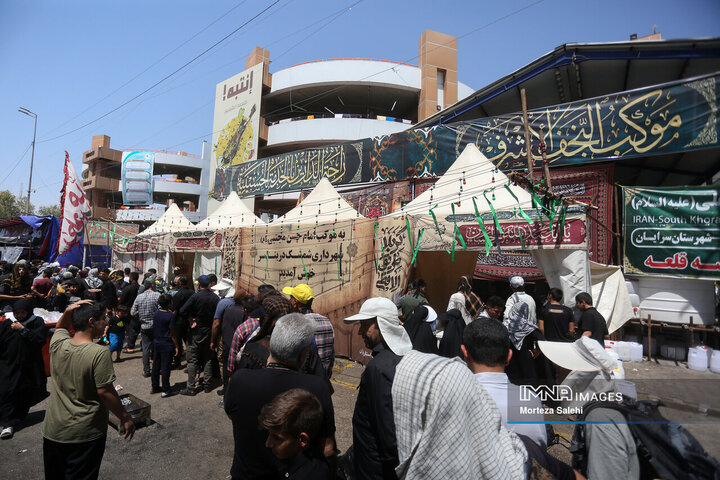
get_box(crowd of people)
[0,258,698,479]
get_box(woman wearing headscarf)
[0,299,49,439]
[503,302,545,385]
[402,305,438,354]
[82,268,104,302]
[0,263,32,311]
[447,275,483,325]
[396,279,429,321]
[437,309,465,358]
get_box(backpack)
[571,399,720,480]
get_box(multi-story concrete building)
[83,29,472,221]
[208,29,474,214]
[81,134,210,222]
[256,29,474,157]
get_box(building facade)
[81,134,210,222]
[208,29,474,214]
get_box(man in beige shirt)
[42,300,134,480]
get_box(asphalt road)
[0,352,360,480]
[2,353,719,479]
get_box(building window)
[437,69,446,109]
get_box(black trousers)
[152,349,173,392]
[221,352,229,389]
[126,315,140,349]
[173,318,188,367]
[43,435,106,480]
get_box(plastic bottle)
[606,350,625,379]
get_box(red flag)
[57,151,91,255]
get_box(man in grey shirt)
[585,407,639,479]
[538,337,639,480]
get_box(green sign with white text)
[623,186,720,279]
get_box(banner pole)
[614,185,622,265]
[82,223,89,268]
[538,128,553,193]
[106,220,110,267]
[520,88,534,183]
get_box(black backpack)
[571,399,720,480]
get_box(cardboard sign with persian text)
[236,219,377,302]
[623,186,720,280]
[370,218,413,299]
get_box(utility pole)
[18,107,37,215]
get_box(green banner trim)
[472,197,493,256]
[504,184,534,225]
[410,228,424,265]
[299,248,309,281]
[483,189,504,234]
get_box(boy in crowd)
[104,305,129,363]
[42,300,134,479]
[258,388,330,480]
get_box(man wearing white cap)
[504,276,536,325]
[345,297,412,480]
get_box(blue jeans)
[141,329,154,375]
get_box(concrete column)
[418,30,458,121]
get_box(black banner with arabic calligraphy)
[213,73,720,198]
[623,186,720,280]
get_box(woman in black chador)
[0,299,49,439]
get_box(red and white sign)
[57,152,91,255]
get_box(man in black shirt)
[224,313,336,480]
[538,288,575,342]
[98,268,117,309]
[575,292,608,345]
[179,275,219,395]
[171,275,194,369]
[344,297,413,480]
[120,272,141,352]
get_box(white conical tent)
[194,191,262,229]
[270,177,364,226]
[393,143,532,217]
[137,203,194,236]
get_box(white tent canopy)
[391,143,533,217]
[194,191,262,230]
[270,177,364,226]
[137,203,194,237]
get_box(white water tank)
[710,350,720,374]
[629,342,643,362]
[634,277,715,325]
[688,347,709,371]
[616,341,631,361]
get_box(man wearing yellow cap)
[282,284,334,378]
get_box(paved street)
[1,354,719,479]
